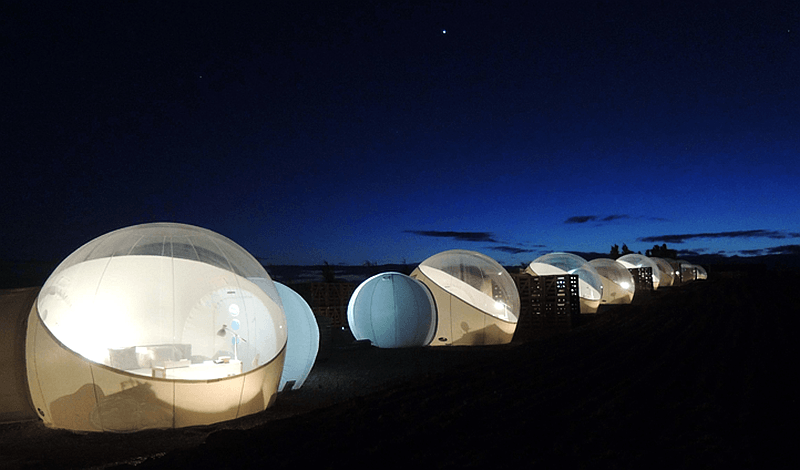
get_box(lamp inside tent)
[410,250,519,346]
[25,223,288,432]
[588,258,635,305]
[526,252,604,313]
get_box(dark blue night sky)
[2,1,799,267]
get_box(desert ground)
[1,271,797,469]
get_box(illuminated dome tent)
[410,250,520,346]
[526,252,604,313]
[650,257,676,287]
[676,259,697,283]
[347,272,437,348]
[588,258,635,305]
[271,282,319,391]
[617,253,662,290]
[695,265,708,280]
[26,223,288,432]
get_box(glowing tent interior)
[650,257,676,288]
[347,272,437,348]
[410,250,519,346]
[695,265,708,280]
[616,253,662,290]
[526,252,604,313]
[272,282,319,391]
[25,223,288,432]
[588,258,635,305]
[676,259,698,283]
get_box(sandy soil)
[1,273,797,469]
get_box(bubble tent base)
[26,300,286,432]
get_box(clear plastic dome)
[36,222,287,378]
[417,249,520,321]
[650,257,676,287]
[676,259,697,282]
[616,253,661,289]
[527,252,603,302]
[588,258,636,303]
[695,265,708,280]
[662,258,682,279]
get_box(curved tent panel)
[588,258,635,305]
[0,287,41,423]
[410,250,519,346]
[526,252,603,313]
[676,259,697,283]
[272,282,320,390]
[617,254,662,290]
[26,223,288,431]
[695,265,708,280]
[347,272,436,348]
[649,257,676,287]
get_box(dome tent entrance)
[347,272,437,348]
[410,250,519,346]
[26,223,288,432]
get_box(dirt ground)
[1,273,797,469]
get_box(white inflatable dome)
[526,252,604,313]
[617,253,662,290]
[347,272,436,348]
[410,250,519,346]
[273,282,319,391]
[588,258,635,305]
[26,223,288,432]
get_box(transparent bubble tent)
[25,223,288,432]
[347,272,437,348]
[526,252,604,313]
[616,253,662,290]
[588,258,635,305]
[695,265,708,280]
[649,257,676,288]
[410,250,520,346]
[676,259,698,283]
[273,282,319,391]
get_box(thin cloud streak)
[765,245,800,255]
[601,214,631,222]
[490,245,538,255]
[405,231,542,256]
[565,216,598,224]
[404,230,498,243]
[565,214,652,224]
[639,230,800,244]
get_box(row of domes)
[24,222,705,432]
